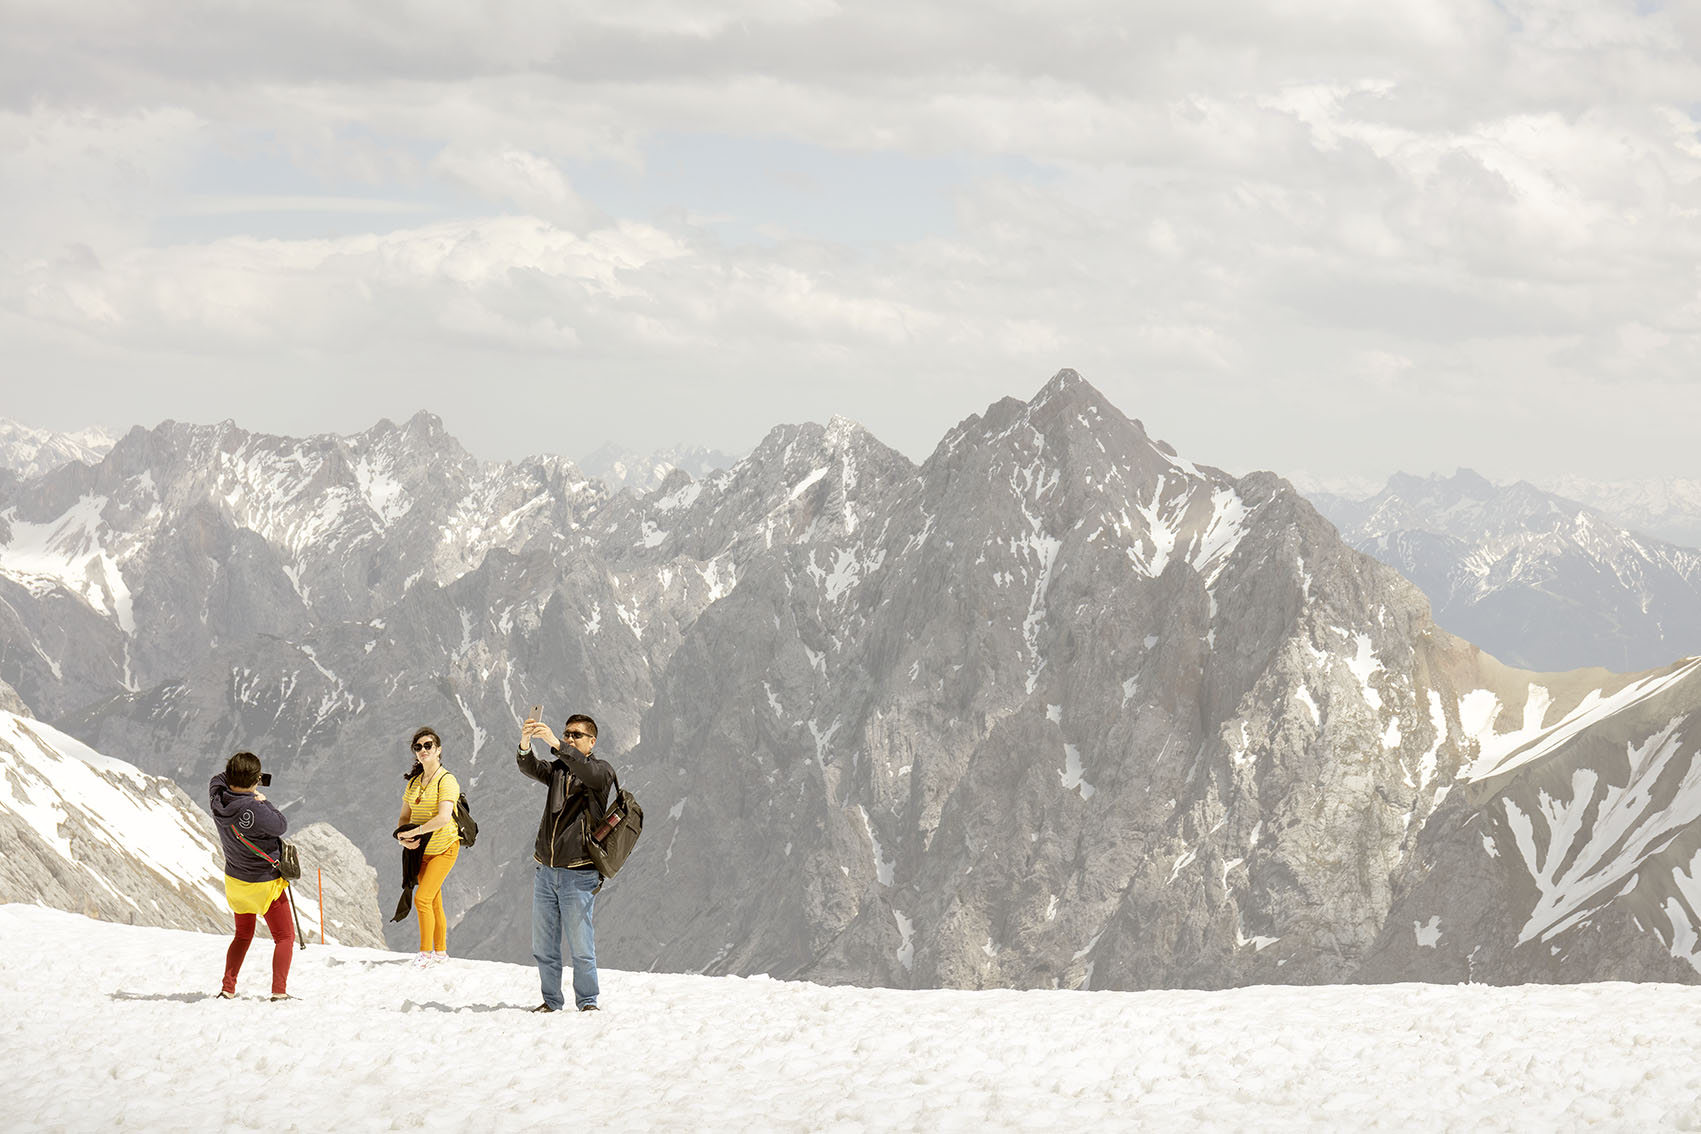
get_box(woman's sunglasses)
[412,739,439,752]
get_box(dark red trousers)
[223,892,294,996]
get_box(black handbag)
[582,775,643,878]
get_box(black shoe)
[530,1003,557,1013]
[270,993,295,1002]
[216,991,236,1000]
[578,1004,599,1012]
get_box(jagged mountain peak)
[347,410,472,466]
[1024,368,1143,437]
[1028,366,1097,411]
[929,371,1227,519]
[596,415,915,565]
[734,417,913,500]
[824,413,873,448]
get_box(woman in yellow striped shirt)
[395,725,460,966]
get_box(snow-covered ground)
[3,907,1699,1132]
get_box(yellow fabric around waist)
[225,874,288,916]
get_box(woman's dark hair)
[404,726,442,780]
[226,751,263,789]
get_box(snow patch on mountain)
[1503,714,1701,957]
[1190,486,1250,586]
[1344,633,1384,710]
[0,495,134,632]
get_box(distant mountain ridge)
[0,419,118,480]
[1310,469,1701,672]
[1535,475,1701,549]
[577,442,742,495]
[3,378,1700,988]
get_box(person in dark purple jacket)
[208,751,294,1000]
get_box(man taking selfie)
[518,709,616,1013]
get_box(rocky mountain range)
[2,375,1698,989]
[0,682,384,948]
[1310,470,1701,673]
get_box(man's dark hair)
[564,714,598,739]
[226,751,262,789]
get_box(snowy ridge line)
[0,711,223,907]
[1460,657,1701,783]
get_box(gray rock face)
[1312,470,1701,672]
[0,675,30,716]
[601,372,1472,988]
[3,377,1699,990]
[288,821,386,949]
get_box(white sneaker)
[428,951,448,966]
[408,952,433,969]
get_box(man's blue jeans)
[533,864,599,1010]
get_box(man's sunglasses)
[562,730,594,741]
[412,739,439,752]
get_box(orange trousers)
[415,841,459,952]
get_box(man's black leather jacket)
[517,744,616,868]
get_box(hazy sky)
[3,1,1698,489]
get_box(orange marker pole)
[317,867,325,944]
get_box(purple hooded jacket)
[209,772,289,882]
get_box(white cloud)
[431,145,597,229]
[1,1,1698,478]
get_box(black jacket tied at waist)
[390,825,430,922]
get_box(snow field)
[3,905,1700,1132]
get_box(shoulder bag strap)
[232,826,281,871]
[589,773,624,842]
